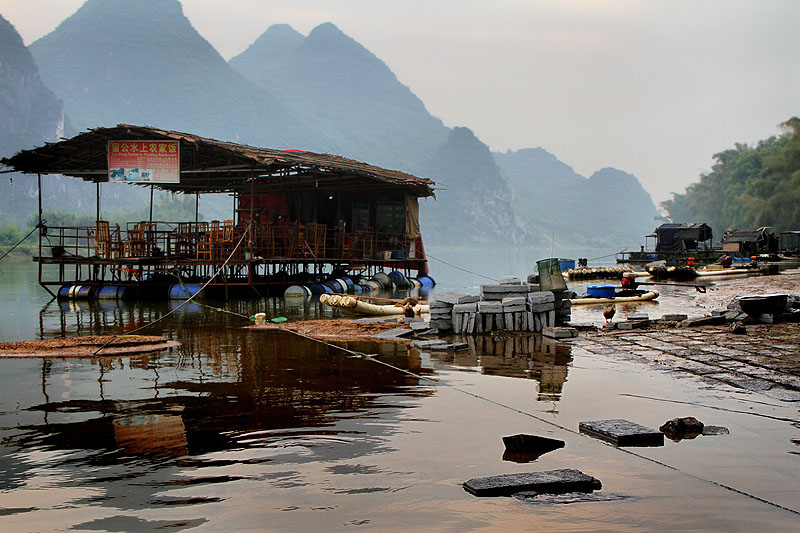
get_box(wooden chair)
[219,219,235,259]
[124,222,148,257]
[302,223,326,259]
[254,224,275,258]
[196,220,221,261]
[352,228,375,259]
[92,221,122,258]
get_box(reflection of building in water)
[435,334,572,401]
[112,411,188,457]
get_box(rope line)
[92,222,253,355]
[0,222,43,263]
[586,249,627,262]
[425,253,498,282]
[273,324,800,516]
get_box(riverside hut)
[1,124,436,298]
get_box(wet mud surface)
[0,335,179,358]
[579,323,800,402]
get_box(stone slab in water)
[463,468,601,497]
[371,328,414,339]
[542,326,578,339]
[354,317,396,323]
[579,419,664,447]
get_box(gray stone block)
[463,469,602,497]
[498,277,521,285]
[627,313,649,321]
[478,301,503,313]
[413,339,448,349]
[429,292,466,305]
[530,303,555,313]
[679,316,726,327]
[354,317,396,323]
[529,291,555,304]
[482,284,530,295]
[409,321,432,331]
[453,302,478,313]
[617,319,650,330]
[457,294,480,304]
[502,296,526,306]
[542,327,579,339]
[579,419,664,447]
[429,319,452,330]
[661,314,688,321]
[372,328,415,339]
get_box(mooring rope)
[92,222,253,355]
[0,222,44,263]
[425,253,498,282]
[274,325,800,516]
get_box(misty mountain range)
[0,0,659,247]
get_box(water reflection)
[0,322,435,527]
[423,334,573,401]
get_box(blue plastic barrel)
[388,270,410,289]
[169,283,203,300]
[60,285,94,299]
[342,277,356,292]
[284,285,311,297]
[96,285,122,300]
[417,275,436,289]
[372,272,391,289]
[57,285,73,300]
[330,279,348,293]
[587,285,615,298]
[308,284,326,295]
[559,259,576,271]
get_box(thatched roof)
[1,124,435,197]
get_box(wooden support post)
[149,184,154,223]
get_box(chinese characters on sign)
[107,140,180,183]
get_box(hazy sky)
[1,0,798,204]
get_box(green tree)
[661,117,799,237]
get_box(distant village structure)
[1,124,435,298]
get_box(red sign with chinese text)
[108,140,180,183]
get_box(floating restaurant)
[1,124,436,299]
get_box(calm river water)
[1,251,798,531]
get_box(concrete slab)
[372,328,415,340]
[463,468,601,497]
[680,316,727,327]
[409,321,432,331]
[542,326,579,339]
[429,292,466,305]
[354,317,397,324]
[579,419,664,447]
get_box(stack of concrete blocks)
[553,290,572,326]
[448,277,572,335]
[429,292,473,331]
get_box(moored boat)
[320,293,430,316]
[570,290,659,305]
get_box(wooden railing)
[39,221,419,262]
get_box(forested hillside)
[662,117,800,237]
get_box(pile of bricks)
[432,277,571,334]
